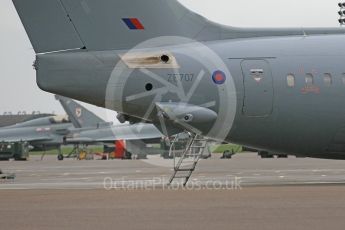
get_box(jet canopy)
[11,115,70,128]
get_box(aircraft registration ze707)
[12,0,345,160]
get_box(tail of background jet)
[13,0,345,53]
[55,95,106,128]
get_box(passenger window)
[323,73,332,86]
[342,74,345,85]
[286,74,295,87]
[305,73,314,86]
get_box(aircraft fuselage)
[36,34,345,159]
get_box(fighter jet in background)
[0,95,109,156]
[0,115,71,153]
[56,95,164,159]
[0,95,164,160]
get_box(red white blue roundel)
[212,70,226,85]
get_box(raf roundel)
[212,70,226,85]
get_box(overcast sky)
[0,0,342,122]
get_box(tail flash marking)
[122,18,145,30]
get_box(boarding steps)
[168,133,208,187]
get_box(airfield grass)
[29,144,242,156]
[29,146,104,156]
[212,144,242,153]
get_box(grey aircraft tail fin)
[13,0,85,54]
[13,0,345,53]
[13,0,211,53]
[55,95,106,128]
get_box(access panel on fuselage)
[241,59,273,117]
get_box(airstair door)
[241,59,274,117]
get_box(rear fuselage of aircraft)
[35,34,345,159]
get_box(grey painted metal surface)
[0,116,71,150]
[11,0,345,159]
[13,0,345,52]
[56,95,163,144]
[0,96,163,153]
[241,59,273,117]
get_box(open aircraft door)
[241,59,274,117]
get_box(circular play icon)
[212,70,226,85]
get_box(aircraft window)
[305,73,314,86]
[323,73,332,86]
[286,74,295,87]
[342,74,345,85]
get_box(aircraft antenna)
[338,2,345,26]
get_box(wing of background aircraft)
[0,135,53,143]
[66,123,163,144]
